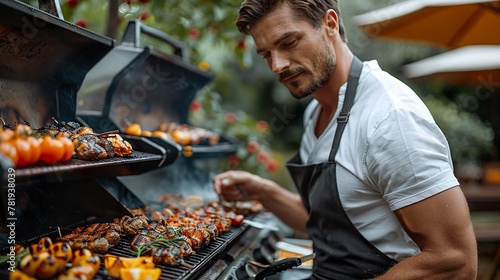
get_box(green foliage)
[20,0,252,68]
[189,89,280,178]
[423,96,495,164]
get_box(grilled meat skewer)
[57,235,109,254]
[130,228,195,267]
[114,215,150,236]
[57,216,149,254]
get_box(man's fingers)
[213,172,236,194]
[213,171,250,198]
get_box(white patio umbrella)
[402,45,500,84]
[353,0,500,49]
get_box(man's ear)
[324,9,339,37]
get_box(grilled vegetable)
[57,265,96,280]
[120,267,161,280]
[104,255,155,278]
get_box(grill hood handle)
[121,19,187,60]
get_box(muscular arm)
[376,186,477,279]
[213,170,309,232]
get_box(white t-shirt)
[299,60,459,261]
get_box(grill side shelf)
[1,136,167,184]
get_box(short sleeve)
[365,108,459,211]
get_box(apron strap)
[328,56,363,162]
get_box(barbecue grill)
[0,1,293,279]
[0,0,171,242]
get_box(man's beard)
[282,38,336,99]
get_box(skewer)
[49,226,74,237]
[93,130,120,137]
[52,117,118,137]
[181,261,194,269]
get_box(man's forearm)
[257,178,309,233]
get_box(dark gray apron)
[286,57,397,280]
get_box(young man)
[213,0,478,279]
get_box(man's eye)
[282,40,296,48]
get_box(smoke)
[117,157,220,207]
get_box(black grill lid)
[77,19,214,131]
[75,20,226,160]
[0,0,114,127]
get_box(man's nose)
[271,52,290,74]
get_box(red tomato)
[224,112,237,123]
[256,120,269,132]
[0,129,14,141]
[26,136,42,165]
[40,136,64,164]
[257,151,269,164]
[75,18,87,28]
[266,159,279,173]
[246,141,259,154]
[0,142,18,166]
[58,136,75,162]
[13,138,31,167]
[232,214,245,226]
[66,0,78,7]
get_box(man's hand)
[212,170,263,201]
[212,170,309,232]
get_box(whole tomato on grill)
[40,135,64,164]
[26,136,42,165]
[232,214,244,226]
[58,135,75,162]
[0,128,14,141]
[13,137,31,167]
[0,141,18,166]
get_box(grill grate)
[96,225,249,279]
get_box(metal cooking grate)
[11,151,164,182]
[96,225,249,279]
[16,151,162,178]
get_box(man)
[212,0,478,279]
